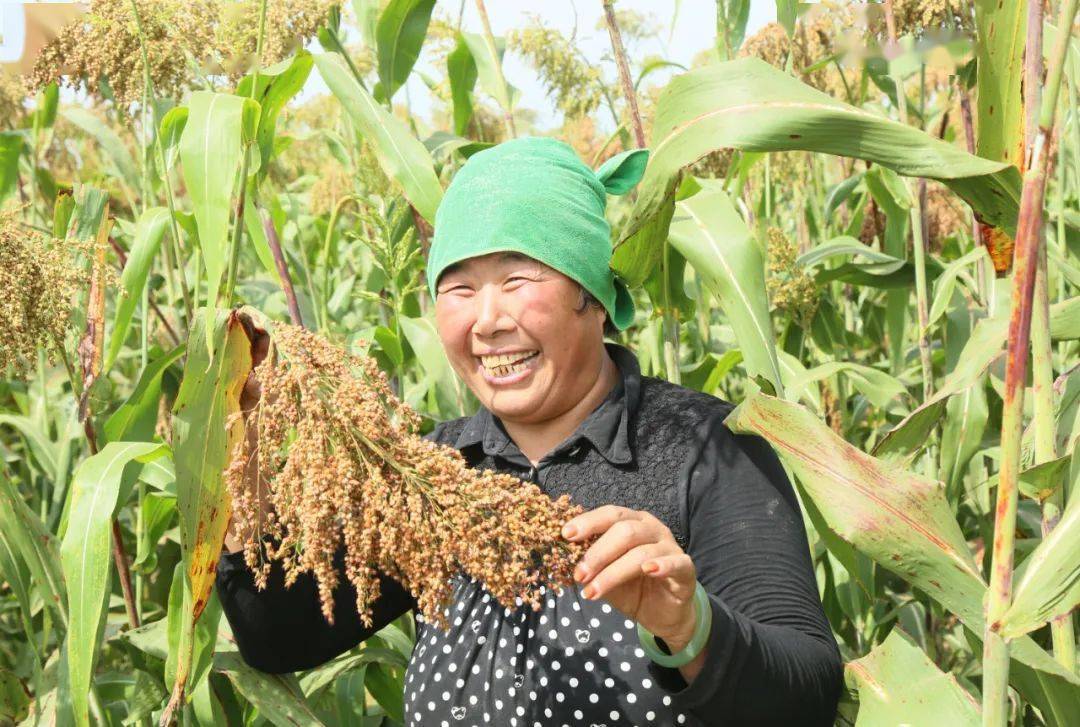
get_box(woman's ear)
[594,148,649,195]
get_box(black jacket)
[216,342,844,725]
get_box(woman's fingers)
[581,541,671,600]
[563,504,635,542]
[573,515,668,584]
[641,553,697,601]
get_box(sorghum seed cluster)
[31,0,338,107]
[0,210,99,378]
[224,324,590,632]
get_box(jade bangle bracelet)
[636,581,712,668]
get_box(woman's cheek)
[435,299,474,356]
[511,284,561,328]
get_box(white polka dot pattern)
[401,574,696,725]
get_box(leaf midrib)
[754,402,984,584]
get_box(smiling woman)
[216,136,843,726]
[433,249,619,458]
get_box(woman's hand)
[562,505,701,654]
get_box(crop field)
[0,1,1077,725]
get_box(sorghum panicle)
[224,325,590,632]
[0,209,100,378]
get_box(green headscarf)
[426,136,648,331]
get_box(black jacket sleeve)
[214,428,443,674]
[648,410,844,726]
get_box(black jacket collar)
[452,342,640,466]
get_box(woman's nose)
[473,285,511,337]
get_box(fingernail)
[582,585,596,599]
[562,524,577,539]
[643,561,660,574]
[574,565,589,582]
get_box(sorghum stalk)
[715,0,731,62]
[883,1,933,401]
[474,0,516,138]
[128,0,194,323]
[319,195,359,331]
[983,1,1078,723]
[1032,238,1075,672]
[1023,0,1075,676]
[603,0,663,375]
[957,80,992,310]
[224,0,268,308]
[259,202,303,327]
[602,0,646,149]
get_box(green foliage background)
[0,1,1078,725]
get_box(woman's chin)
[479,379,549,422]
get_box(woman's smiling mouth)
[477,350,540,384]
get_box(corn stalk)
[982,0,1079,723]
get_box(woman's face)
[434,252,608,424]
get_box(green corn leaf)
[237,51,314,179]
[243,195,279,279]
[460,31,517,115]
[133,491,176,573]
[364,662,404,723]
[0,415,60,483]
[775,0,797,36]
[0,132,21,207]
[105,207,170,372]
[30,81,59,131]
[374,0,435,102]
[158,106,188,172]
[864,166,912,375]
[0,472,66,627]
[165,566,222,706]
[399,314,468,414]
[315,52,443,223]
[616,57,1022,282]
[178,92,260,357]
[938,382,989,500]
[999,494,1080,638]
[666,184,783,393]
[797,236,907,276]
[213,652,326,726]
[726,394,1080,724]
[927,247,989,330]
[448,33,479,136]
[0,669,30,724]
[164,308,252,720]
[352,0,380,48]
[846,629,980,725]
[0,519,38,689]
[66,184,110,241]
[104,344,185,443]
[974,0,1026,167]
[874,295,1080,461]
[790,361,907,410]
[61,441,170,727]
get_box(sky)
[296,0,777,131]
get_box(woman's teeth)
[481,350,538,377]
